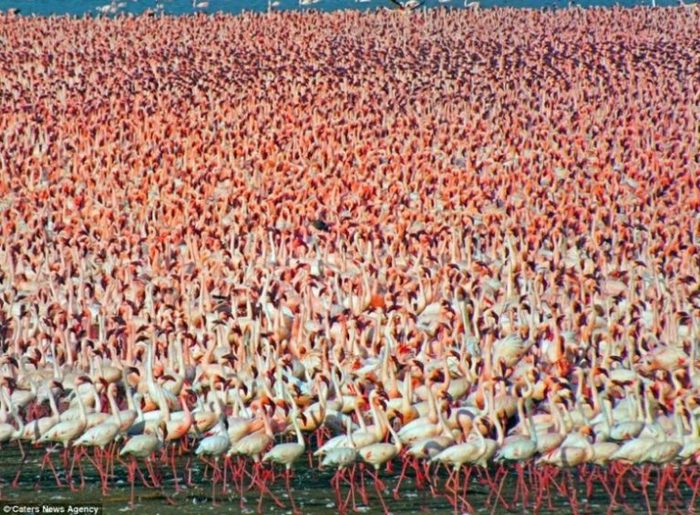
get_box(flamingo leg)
[566,470,579,514]
[357,462,369,505]
[83,447,107,494]
[534,465,548,510]
[241,462,284,509]
[102,444,112,484]
[99,447,111,495]
[134,461,155,489]
[422,460,436,492]
[213,458,223,505]
[640,466,653,515]
[656,465,668,513]
[33,452,47,489]
[413,457,427,489]
[285,468,299,514]
[13,441,28,488]
[111,441,119,481]
[487,465,508,511]
[128,458,137,507]
[341,476,354,513]
[512,462,528,509]
[461,466,474,513]
[38,451,64,488]
[346,466,358,511]
[238,460,246,509]
[61,447,70,472]
[453,466,462,509]
[211,467,218,507]
[370,468,389,514]
[479,465,496,491]
[331,468,343,510]
[222,456,229,495]
[254,463,284,511]
[184,454,193,486]
[609,463,630,510]
[67,446,83,491]
[145,457,161,488]
[170,446,181,493]
[393,457,411,498]
[427,463,440,497]
[689,475,700,508]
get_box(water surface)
[0,0,676,18]
[0,446,695,514]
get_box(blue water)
[0,0,674,17]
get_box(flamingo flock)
[0,5,699,513]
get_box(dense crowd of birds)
[0,5,699,512]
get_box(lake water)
[0,0,678,18]
[0,445,696,514]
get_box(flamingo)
[676,397,700,460]
[494,398,538,506]
[119,429,164,506]
[229,408,275,461]
[406,402,456,461]
[494,398,538,462]
[599,396,644,442]
[106,379,137,434]
[320,416,359,509]
[398,383,446,444]
[195,417,230,504]
[430,426,487,507]
[533,398,567,454]
[431,427,487,469]
[73,406,120,493]
[263,410,307,511]
[358,402,402,512]
[0,414,14,444]
[587,441,620,466]
[609,432,658,464]
[321,423,358,471]
[227,403,276,498]
[315,393,384,456]
[386,375,419,424]
[37,377,90,489]
[16,381,62,443]
[5,393,30,485]
[387,0,424,10]
[227,384,264,445]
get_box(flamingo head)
[0,376,17,392]
[75,375,93,386]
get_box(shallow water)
[0,0,679,18]
[0,445,697,514]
